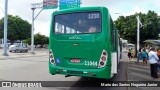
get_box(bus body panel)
[49,7,118,79]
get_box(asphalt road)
[0,54,128,90]
[0,48,48,57]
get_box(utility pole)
[30,7,35,54]
[2,0,8,56]
[30,3,43,54]
[137,16,140,63]
[136,16,143,63]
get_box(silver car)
[9,45,28,52]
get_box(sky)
[0,0,160,37]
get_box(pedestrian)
[141,49,148,65]
[130,48,134,58]
[156,48,160,71]
[148,47,159,79]
[128,49,132,60]
[146,47,149,54]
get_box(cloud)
[34,21,50,36]
[111,7,149,20]
[0,0,53,36]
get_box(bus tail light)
[98,50,108,68]
[49,49,56,65]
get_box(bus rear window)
[54,11,101,34]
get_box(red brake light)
[49,51,52,54]
[50,55,53,58]
[98,50,108,68]
[101,56,106,61]
[103,52,107,55]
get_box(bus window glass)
[55,23,65,34]
[54,11,101,34]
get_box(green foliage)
[34,33,49,45]
[114,11,160,45]
[0,15,31,44]
[23,38,31,45]
[23,33,49,46]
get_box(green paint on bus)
[49,7,121,79]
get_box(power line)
[0,5,4,14]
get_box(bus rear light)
[100,61,105,66]
[50,55,53,59]
[103,52,107,55]
[98,50,108,68]
[49,49,56,65]
[51,59,55,63]
[49,51,52,54]
[101,56,106,61]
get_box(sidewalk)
[128,57,160,81]
[0,49,48,60]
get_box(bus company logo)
[69,36,82,40]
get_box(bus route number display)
[88,13,100,19]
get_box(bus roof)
[53,7,109,15]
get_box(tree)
[23,33,49,47]
[114,11,160,45]
[34,33,49,46]
[0,15,31,45]
[23,38,31,45]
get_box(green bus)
[49,7,121,79]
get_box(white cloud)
[124,7,148,16]
[34,21,50,36]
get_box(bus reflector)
[49,49,56,65]
[98,50,108,68]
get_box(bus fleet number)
[88,13,100,19]
[84,61,98,66]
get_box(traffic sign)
[59,0,80,10]
[43,0,58,9]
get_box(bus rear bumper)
[49,64,112,79]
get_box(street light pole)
[137,16,140,63]
[136,16,143,63]
[2,0,8,56]
[30,7,35,54]
[30,3,43,54]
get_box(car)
[9,45,28,52]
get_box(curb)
[0,53,47,60]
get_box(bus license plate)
[71,59,80,63]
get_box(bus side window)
[110,18,116,51]
[112,30,116,50]
[55,22,64,34]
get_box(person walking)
[148,47,159,79]
[156,49,160,71]
[141,49,148,65]
[130,48,134,58]
[128,49,132,60]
